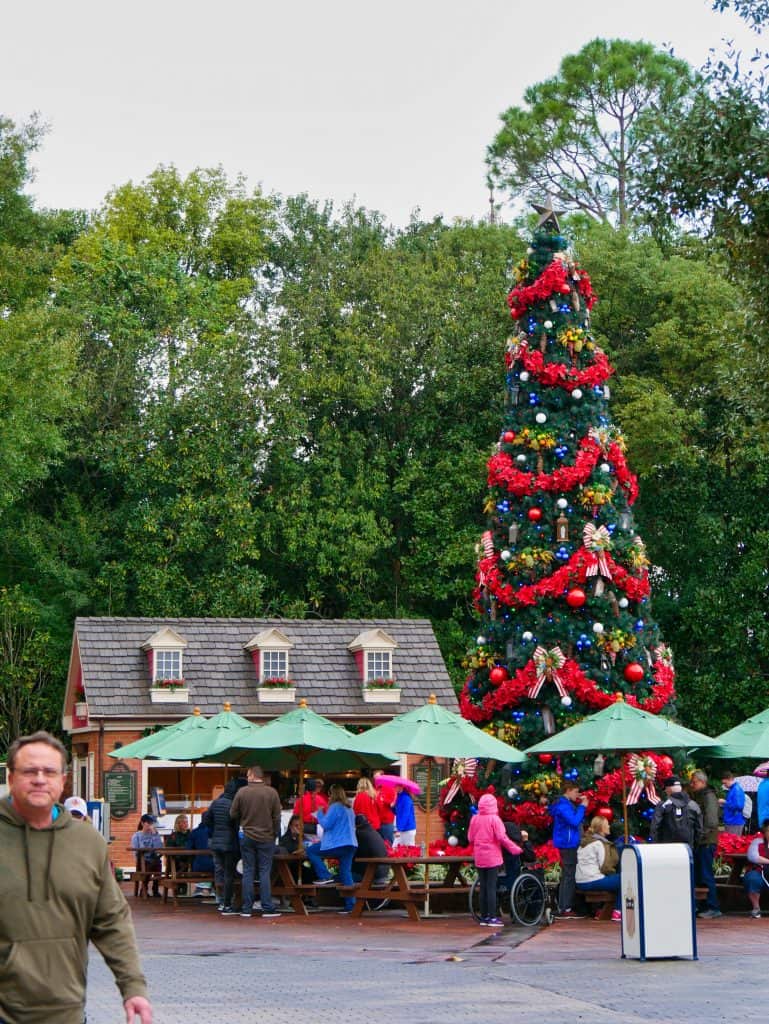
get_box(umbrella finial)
[193,707,202,715]
[223,701,231,712]
[428,694,437,705]
[614,693,625,702]
[299,698,308,708]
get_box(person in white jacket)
[575,815,621,921]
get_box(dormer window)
[244,628,294,683]
[141,626,189,703]
[347,628,398,684]
[141,627,187,684]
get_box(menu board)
[102,764,136,819]
[410,760,446,811]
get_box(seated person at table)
[306,785,358,913]
[278,813,315,888]
[130,813,163,896]
[575,815,621,921]
[293,779,328,837]
[500,820,536,890]
[352,813,390,886]
[393,787,417,847]
[165,813,192,848]
[743,819,769,919]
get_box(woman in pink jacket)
[468,793,522,926]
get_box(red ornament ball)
[527,507,543,522]
[488,666,508,686]
[597,806,614,823]
[566,587,586,608]
[502,430,516,443]
[657,755,674,777]
[538,754,554,765]
[624,662,645,684]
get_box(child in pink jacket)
[468,793,522,926]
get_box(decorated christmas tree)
[442,201,677,847]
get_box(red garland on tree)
[440,204,679,848]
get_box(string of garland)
[506,259,597,320]
[474,547,651,611]
[488,438,638,504]
[505,343,614,392]
[460,659,675,724]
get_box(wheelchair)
[468,867,553,926]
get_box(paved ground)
[86,897,767,1024]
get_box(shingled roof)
[72,617,458,719]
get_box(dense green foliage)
[487,39,694,227]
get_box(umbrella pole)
[424,757,432,917]
[297,754,306,856]
[621,759,629,845]
[191,761,197,827]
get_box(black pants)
[212,849,239,908]
[478,865,499,919]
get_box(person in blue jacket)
[552,780,588,919]
[757,775,769,829]
[719,770,747,835]
[305,784,358,913]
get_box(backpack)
[743,793,753,821]
[662,798,695,844]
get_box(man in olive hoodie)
[0,731,152,1024]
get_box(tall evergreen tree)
[445,203,676,844]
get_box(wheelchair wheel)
[468,876,482,922]
[509,872,546,926]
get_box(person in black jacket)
[353,813,390,886]
[500,821,536,890]
[202,778,245,912]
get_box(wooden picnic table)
[350,855,473,922]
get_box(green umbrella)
[210,701,395,851]
[524,698,718,841]
[349,696,526,875]
[107,706,209,760]
[525,699,718,756]
[706,707,769,760]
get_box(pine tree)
[445,201,677,846]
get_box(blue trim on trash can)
[687,844,698,961]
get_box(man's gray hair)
[8,730,68,772]
[691,769,708,784]
[247,765,264,780]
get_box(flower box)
[362,687,402,704]
[74,702,89,719]
[150,685,190,703]
[257,686,296,703]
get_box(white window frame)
[154,649,183,681]
[365,651,391,681]
[261,650,289,682]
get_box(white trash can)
[620,843,697,961]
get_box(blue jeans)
[378,823,395,844]
[240,836,277,913]
[577,874,621,909]
[695,844,719,911]
[306,843,356,910]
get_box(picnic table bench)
[350,855,473,922]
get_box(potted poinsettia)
[363,677,401,704]
[257,677,296,703]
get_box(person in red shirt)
[373,772,396,844]
[352,777,381,830]
[292,779,328,838]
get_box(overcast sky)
[3,0,762,226]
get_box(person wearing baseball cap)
[63,795,89,821]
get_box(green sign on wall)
[103,763,137,819]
